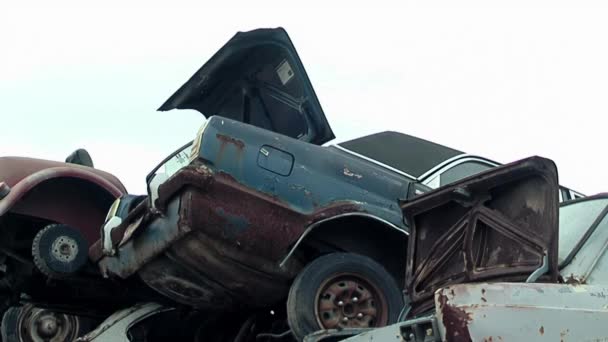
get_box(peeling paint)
[343,167,363,179]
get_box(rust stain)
[565,273,586,285]
[215,133,245,167]
[438,292,473,342]
[216,133,245,150]
[539,326,544,335]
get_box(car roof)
[338,131,463,179]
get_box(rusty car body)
[90,27,581,311]
[0,26,593,342]
[0,156,125,245]
[311,158,608,341]
[0,154,134,341]
[335,282,608,342]
[82,155,597,342]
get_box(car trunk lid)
[158,27,335,145]
[400,156,559,316]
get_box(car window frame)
[570,190,585,200]
[420,156,499,188]
[145,141,193,185]
[559,195,608,269]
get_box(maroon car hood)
[400,156,559,315]
[0,156,126,193]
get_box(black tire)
[1,305,89,342]
[1,306,20,342]
[32,224,88,278]
[286,253,403,341]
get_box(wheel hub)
[315,274,388,329]
[36,314,59,337]
[51,236,78,263]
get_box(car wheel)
[286,253,403,340]
[1,304,85,342]
[32,223,88,278]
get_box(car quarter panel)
[102,117,413,308]
[190,116,410,259]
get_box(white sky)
[1,1,607,194]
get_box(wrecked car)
[0,27,586,342]
[310,158,608,342]
[81,155,594,342]
[89,28,585,341]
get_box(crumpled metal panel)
[76,303,171,342]
[97,197,186,279]
[343,282,608,342]
[340,315,439,342]
[436,282,608,341]
[401,156,559,315]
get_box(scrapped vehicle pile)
[0,27,603,342]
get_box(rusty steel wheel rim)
[314,273,389,330]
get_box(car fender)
[0,166,126,244]
[280,203,408,268]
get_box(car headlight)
[105,197,121,223]
[189,119,209,162]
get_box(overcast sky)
[1,1,607,194]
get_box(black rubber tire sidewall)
[1,305,91,341]
[1,306,22,342]
[286,252,403,341]
[32,224,88,277]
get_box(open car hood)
[159,27,335,145]
[400,156,559,316]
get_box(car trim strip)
[331,144,419,180]
[416,154,499,181]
